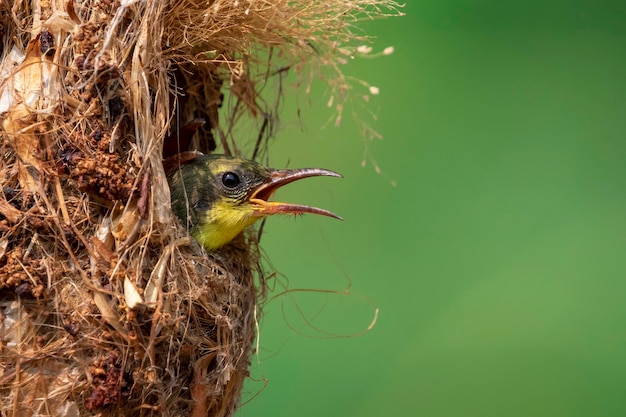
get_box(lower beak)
[249,168,343,220]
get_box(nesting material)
[0,1,400,416]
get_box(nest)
[0,1,400,416]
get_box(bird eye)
[221,171,241,188]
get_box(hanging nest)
[0,1,400,416]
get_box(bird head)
[168,154,342,250]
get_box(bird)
[167,154,342,251]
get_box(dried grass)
[0,0,401,416]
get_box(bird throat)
[193,199,258,251]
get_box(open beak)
[249,168,343,220]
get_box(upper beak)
[249,168,343,220]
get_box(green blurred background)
[238,1,626,416]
